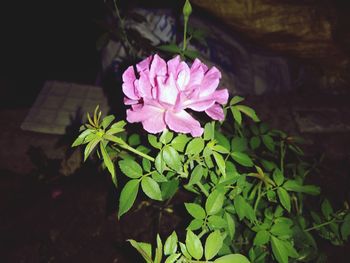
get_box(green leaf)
[231,137,248,152]
[204,122,215,140]
[161,179,179,200]
[179,242,191,259]
[259,123,269,134]
[128,133,141,146]
[231,107,242,125]
[283,180,320,195]
[100,143,115,184]
[171,134,190,152]
[186,137,204,155]
[214,131,231,151]
[271,236,288,263]
[185,203,206,219]
[152,171,168,183]
[212,144,230,154]
[270,222,293,237]
[183,49,201,60]
[157,43,182,53]
[128,239,152,263]
[229,96,244,105]
[321,199,333,219]
[141,177,162,201]
[187,218,203,231]
[214,254,251,263]
[155,152,166,174]
[106,120,126,135]
[213,152,226,178]
[154,234,163,263]
[188,165,204,185]
[160,129,174,144]
[84,138,100,161]
[207,215,227,229]
[262,134,275,152]
[164,231,178,255]
[101,115,115,129]
[142,158,151,172]
[205,230,223,260]
[165,253,181,263]
[254,230,270,246]
[118,179,139,218]
[225,212,235,240]
[148,134,162,149]
[234,195,246,220]
[163,145,182,171]
[301,185,320,195]
[341,214,350,240]
[72,129,91,147]
[231,152,254,167]
[283,240,299,259]
[205,190,225,215]
[186,230,203,260]
[277,187,291,212]
[118,159,142,178]
[250,136,261,150]
[235,105,260,122]
[273,169,284,186]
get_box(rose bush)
[72,1,350,262]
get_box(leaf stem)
[304,218,337,232]
[119,143,155,162]
[254,182,262,213]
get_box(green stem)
[119,143,155,162]
[196,181,209,197]
[197,228,207,239]
[254,182,262,213]
[304,218,337,232]
[280,141,285,174]
[182,17,188,52]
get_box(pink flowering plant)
[72,1,350,262]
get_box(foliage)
[72,1,350,262]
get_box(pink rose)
[122,54,228,137]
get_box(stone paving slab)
[21,81,109,135]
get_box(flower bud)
[183,0,192,19]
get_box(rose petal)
[137,72,153,99]
[165,110,203,137]
[200,66,221,96]
[127,104,166,134]
[176,62,191,90]
[212,89,229,105]
[122,66,139,100]
[149,54,167,86]
[185,96,216,111]
[136,55,152,72]
[167,55,181,75]
[205,104,225,120]
[157,74,179,106]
